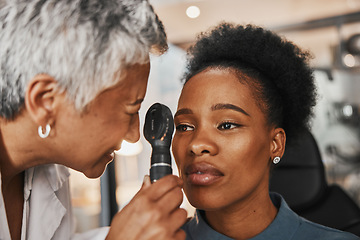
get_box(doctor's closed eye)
[126,110,139,119]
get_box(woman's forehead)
[179,69,255,109]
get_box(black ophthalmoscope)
[143,103,174,183]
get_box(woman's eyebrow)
[211,103,250,116]
[174,108,193,118]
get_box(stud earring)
[273,156,281,164]
[38,124,51,139]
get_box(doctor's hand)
[106,175,187,240]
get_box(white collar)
[24,164,69,195]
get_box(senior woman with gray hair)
[0,0,186,239]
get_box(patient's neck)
[204,190,277,240]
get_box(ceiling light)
[342,104,354,117]
[186,6,200,19]
[343,53,356,67]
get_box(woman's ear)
[25,74,58,126]
[270,128,286,159]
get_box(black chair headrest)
[269,130,328,211]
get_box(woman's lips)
[185,162,224,186]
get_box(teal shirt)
[182,193,360,240]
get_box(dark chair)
[100,160,118,226]
[269,130,360,236]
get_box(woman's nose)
[124,115,140,143]
[187,130,218,156]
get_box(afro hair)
[183,23,317,146]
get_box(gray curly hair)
[0,0,168,119]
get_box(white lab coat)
[0,164,109,240]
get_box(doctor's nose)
[124,114,140,143]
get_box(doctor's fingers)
[155,184,184,214]
[168,208,188,234]
[136,209,187,240]
[174,229,186,240]
[138,175,183,201]
[131,184,184,222]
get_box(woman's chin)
[186,192,225,211]
[187,196,218,211]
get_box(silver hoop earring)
[38,124,51,139]
[273,156,281,164]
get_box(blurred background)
[70,0,360,233]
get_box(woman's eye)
[218,122,239,130]
[176,124,194,132]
